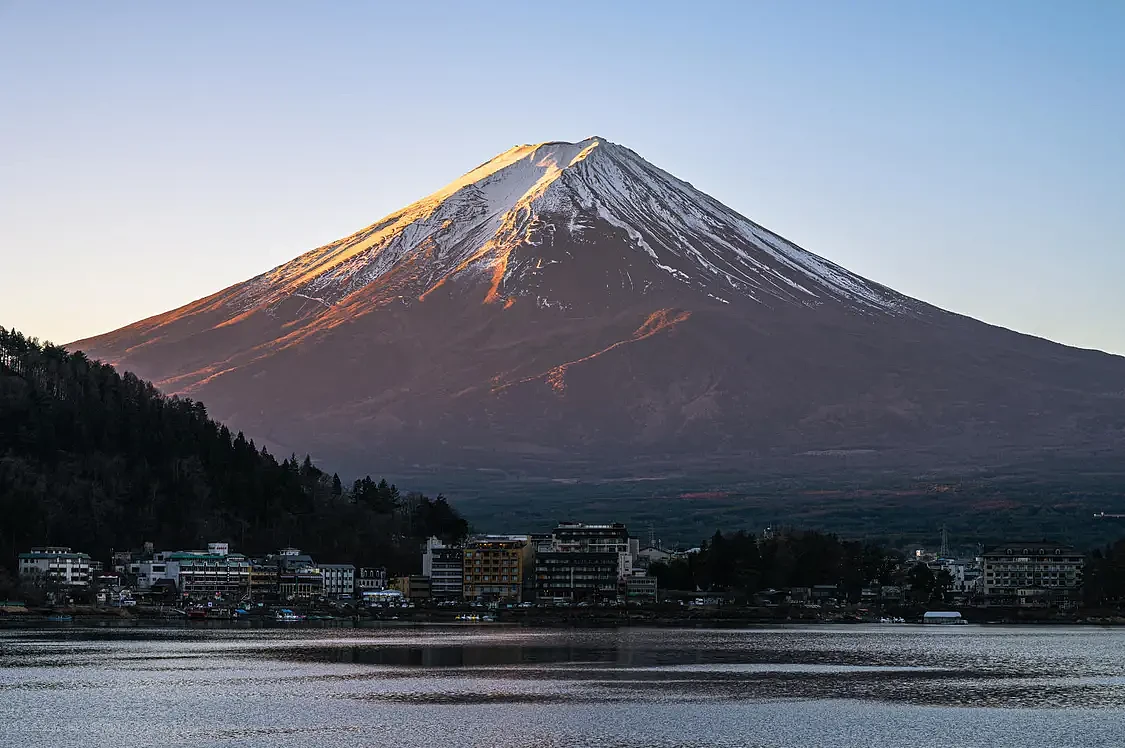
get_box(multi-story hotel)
[166,543,251,599]
[462,536,531,602]
[980,543,1083,607]
[535,551,620,602]
[549,523,635,579]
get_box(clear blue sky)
[1,1,1122,352]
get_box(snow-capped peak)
[231,137,906,314]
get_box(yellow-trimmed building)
[462,536,532,602]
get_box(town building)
[948,561,982,599]
[356,567,388,593]
[363,589,405,606]
[635,546,672,568]
[422,538,464,600]
[391,575,431,601]
[279,567,323,600]
[248,558,280,600]
[276,548,323,600]
[166,543,251,599]
[463,536,531,602]
[113,545,172,592]
[625,572,658,601]
[549,523,634,579]
[114,542,156,589]
[535,551,620,602]
[810,584,841,605]
[925,557,983,598]
[18,547,92,587]
[529,533,554,551]
[980,543,1083,608]
[320,564,356,598]
[132,553,172,591]
[528,523,641,601]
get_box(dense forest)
[0,326,468,574]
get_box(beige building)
[391,575,431,601]
[463,536,531,602]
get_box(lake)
[1,624,1122,747]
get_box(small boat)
[46,614,73,622]
[186,608,208,620]
[275,609,305,622]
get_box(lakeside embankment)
[4,602,1124,627]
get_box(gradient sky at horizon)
[1,1,1122,353]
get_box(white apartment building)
[422,538,464,600]
[18,547,92,587]
[320,564,356,597]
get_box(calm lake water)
[1,624,1123,747]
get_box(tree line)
[649,528,1125,608]
[0,326,468,576]
[648,529,902,602]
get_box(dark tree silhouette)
[0,326,469,576]
[649,529,902,600]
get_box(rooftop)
[982,543,1078,555]
[19,549,90,560]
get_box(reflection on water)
[0,625,1123,747]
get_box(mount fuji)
[70,137,1125,519]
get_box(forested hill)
[0,326,467,572]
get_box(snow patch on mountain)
[229,137,907,315]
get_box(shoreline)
[4,605,1123,628]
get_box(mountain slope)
[70,137,1125,490]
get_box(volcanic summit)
[71,137,1125,485]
